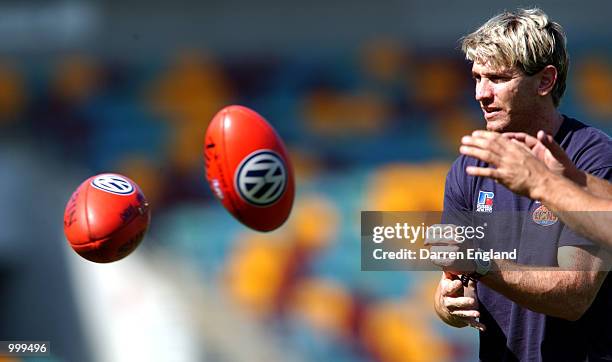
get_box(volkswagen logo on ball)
[235,150,287,206]
[91,174,135,195]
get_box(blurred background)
[0,1,611,361]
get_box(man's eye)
[490,76,509,83]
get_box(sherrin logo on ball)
[64,173,150,263]
[204,105,295,232]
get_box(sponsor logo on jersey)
[532,204,558,226]
[476,190,494,213]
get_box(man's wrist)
[460,249,491,285]
[530,171,554,201]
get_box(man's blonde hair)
[461,8,568,107]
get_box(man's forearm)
[480,259,606,321]
[532,172,612,248]
[585,173,612,199]
[565,167,612,198]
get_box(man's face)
[472,61,539,132]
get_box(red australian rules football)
[204,105,295,231]
[63,173,150,263]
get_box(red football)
[63,173,150,263]
[204,105,295,231]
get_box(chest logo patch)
[532,204,558,226]
[476,190,494,213]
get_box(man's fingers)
[537,130,557,151]
[451,314,486,331]
[466,166,499,179]
[442,277,463,295]
[444,271,456,279]
[501,132,520,139]
[509,138,531,151]
[466,319,487,332]
[444,296,477,310]
[471,130,499,139]
[504,132,539,148]
[451,310,480,318]
[536,130,548,142]
[537,130,566,160]
[460,145,500,165]
[462,135,505,155]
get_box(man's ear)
[538,65,558,96]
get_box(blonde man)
[432,8,612,361]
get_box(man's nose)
[475,80,493,102]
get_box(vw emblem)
[91,174,135,195]
[235,150,287,206]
